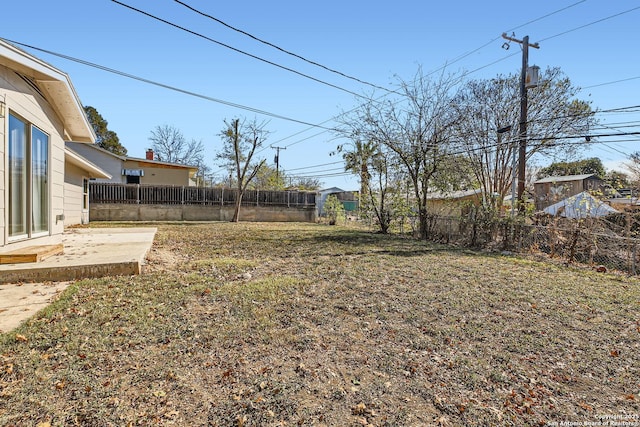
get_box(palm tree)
[342,139,377,200]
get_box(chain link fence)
[421,213,640,275]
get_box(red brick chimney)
[146,149,154,160]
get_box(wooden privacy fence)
[90,183,317,208]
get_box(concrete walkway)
[0,227,156,333]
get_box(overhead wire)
[582,75,640,89]
[10,3,639,184]
[110,0,365,99]
[173,0,395,94]
[285,161,345,172]
[0,37,335,130]
[262,1,593,153]
[196,0,592,166]
[538,5,640,42]
[203,0,605,170]
[423,0,587,79]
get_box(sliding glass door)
[9,115,27,237]
[8,113,49,239]
[31,126,49,234]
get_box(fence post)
[137,184,141,204]
[257,189,260,207]
[221,187,224,206]
[287,191,290,208]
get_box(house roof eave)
[0,39,96,143]
[65,147,112,179]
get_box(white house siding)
[65,142,124,184]
[1,63,66,251]
[63,162,88,225]
[0,91,4,239]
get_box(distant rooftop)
[534,174,596,184]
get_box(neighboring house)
[533,174,606,211]
[0,39,110,253]
[427,189,483,217]
[66,143,198,186]
[316,187,359,215]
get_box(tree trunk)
[232,191,243,222]
[418,207,429,239]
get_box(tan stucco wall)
[122,160,193,186]
[428,194,481,217]
[1,63,66,251]
[90,204,317,223]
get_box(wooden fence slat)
[89,183,317,208]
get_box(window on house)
[83,178,89,210]
[8,113,49,238]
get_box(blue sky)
[3,1,639,189]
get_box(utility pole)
[271,146,286,183]
[502,33,539,212]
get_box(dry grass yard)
[1,222,638,426]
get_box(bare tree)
[452,67,596,211]
[217,118,268,222]
[339,68,462,238]
[149,124,205,165]
[289,177,322,191]
[625,152,640,193]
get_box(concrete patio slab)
[0,227,156,333]
[0,227,157,284]
[0,281,70,333]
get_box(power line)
[173,0,394,94]
[528,131,640,141]
[255,53,521,157]
[263,2,591,154]
[286,161,345,172]
[249,3,589,157]
[110,0,365,99]
[517,104,640,126]
[0,37,335,130]
[539,6,640,43]
[582,75,640,89]
[287,124,640,180]
[424,0,587,78]
[288,166,346,175]
[289,171,352,179]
